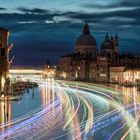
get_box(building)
[124,68,140,83]
[43,60,56,78]
[59,22,140,83]
[110,66,140,84]
[60,22,97,81]
[0,27,13,93]
[110,66,125,83]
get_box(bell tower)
[113,34,119,54]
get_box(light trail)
[0,99,61,139]
[60,80,140,139]
[0,76,140,140]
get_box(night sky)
[0,0,140,67]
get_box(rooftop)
[0,27,9,32]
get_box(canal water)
[0,75,140,140]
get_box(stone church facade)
[59,23,140,83]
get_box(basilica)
[59,22,140,83]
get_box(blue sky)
[0,0,140,66]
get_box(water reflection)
[122,86,140,118]
[122,87,139,103]
[0,77,140,139]
[0,97,11,134]
[0,99,11,122]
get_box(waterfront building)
[0,27,13,93]
[43,60,56,78]
[110,66,140,84]
[0,28,10,92]
[110,66,125,83]
[59,22,140,83]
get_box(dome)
[101,34,113,50]
[75,22,97,52]
[76,34,97,46]
[101,41,113,49]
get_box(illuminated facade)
[110,67,140,83]
[59,23,140,83]
[110,67,125,83]
[0,27,13,93]
[0,28,10,92]
[43,63,56,78]
[124,68,140,83]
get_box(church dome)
[101,41,112,49]
[101,34,113,50]
[75,22,97,53]
[76,34,97,46]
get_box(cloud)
[52,15,83,24]
[0,4,140,66]
[0,6,139,34]
[17,7,50,15]
[45,20,55,24]
[0,7,6,10]
[17,21,37,24]
[66,8,140,26]
[1,2,140,27]
[83,0,140,9]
